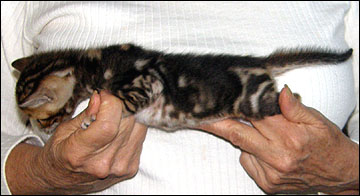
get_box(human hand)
[30,90,147,194]
[199,86,359,194]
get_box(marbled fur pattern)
[12,44,353,134]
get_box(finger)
[240,152,268,189]
[105,120,147,160]
[112,116,137,147]
[77,117,138,175]
[250,115,288,141]
[112,120,148,156]
[278,85,318,124]
[240,152,258,178]
[241,152,308,194]
[256,158,306,185]
[199,119,269,156]
[85,90,101,116]
[127,122,148,148]
[82,118,148,177]
[57,91,101,138]
[71,90,100,128]
[252,158,311,193]
[110,123,148,177]
[76,91,124,148]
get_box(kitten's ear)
[19,88,56,108]
[12,57,32,72]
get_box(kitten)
[12,44,352,135]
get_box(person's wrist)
[32,143,98,194]
[325,139,359,194]
[27,144,63,194]
[6,143,58,194]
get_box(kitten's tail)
[264,48,353,75]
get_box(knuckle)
[113,164,130,177]
[91,159,111,178]
[127,163,140,177]
[267,172,282,185]
[65,153,83,169]
[112,160,139,177]
[100,121,116,131]
[99,121,118,134]
[316,121,333,137]
[285,137,306,152]
[277,156,296,173]
[113,165,127,176]
[229,129,243,146]
[307,107,322,119]
[111,160,129,176]
[58,140,84,170]
[93,169,110,179]
[103,95,123,109]
[67,159,81,169]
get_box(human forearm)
[5,143,54,194]
[5,143,106,194]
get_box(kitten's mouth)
[31,118,59,134]
[43,122,60,134]
[31,114,62,134]
[29,118,58,142]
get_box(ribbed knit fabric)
[1,1,359,194]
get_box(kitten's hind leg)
[236,84,281,120]
[258,92,281,118]
[256,91,301,120]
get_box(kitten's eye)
[65,72,72,77]
[36,116,61,128]
[36,119,46,127]
[52,68,74,78]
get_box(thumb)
[279,85,317,124]
[75,90,124,147]
[65,91,101,131]
[54,91,100,140]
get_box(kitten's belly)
[135,96,228,130]
[134,96,184,130]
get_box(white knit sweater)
[1,2,358,194]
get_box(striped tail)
[264,47,353,76]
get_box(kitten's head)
[12,51,78,133]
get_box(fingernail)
[284,84,291,95]
[284,84,296,103]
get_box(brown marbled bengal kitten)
[12,43,352,135]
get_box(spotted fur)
[12,44,352,134]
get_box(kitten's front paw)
[81,114,96,129]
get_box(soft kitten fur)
[12,43,352,134]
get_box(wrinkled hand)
[199,86,359,194]
[34,90,148,194]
